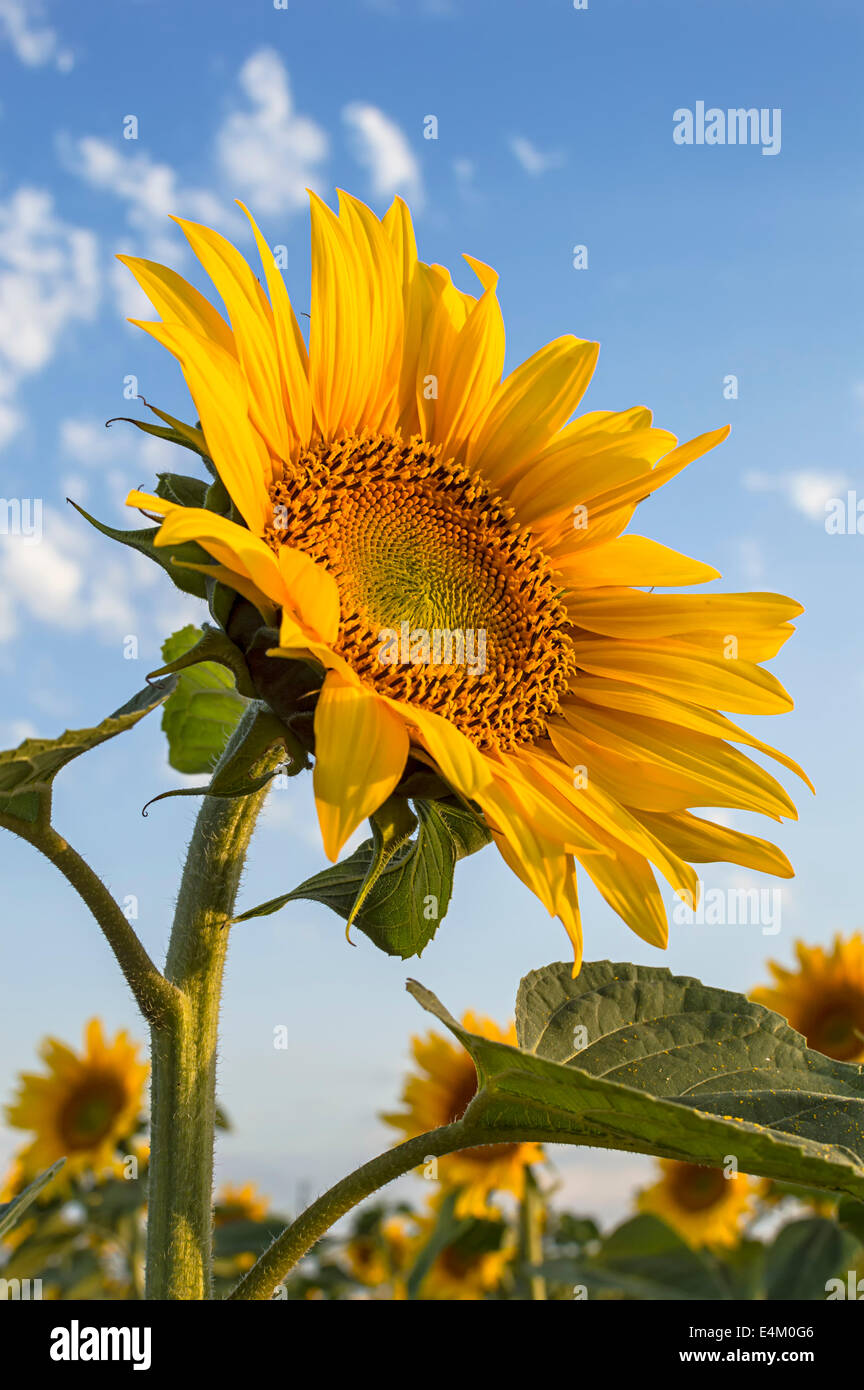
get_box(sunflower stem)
[145,705,281,1301]
[226,1123,554,1301]
[0,813,177,1027]
[518,1167,547,1301]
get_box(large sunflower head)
[119,190,809,968]
[636,1159,757,1249]
[750,933,864,1062]
[4,1019,148,1184]
[382,1011,544,1217]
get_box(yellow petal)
[465,336,599,485]
[171,215,291,465]
[555,535,719,588]
[116,254,236,357]
[313,672,409,860]
[637,811,794,878]
[130,319,271,534]
[566,638,794,715]
[386,699,493,799]
[237,201,313,448]
[277,544,340,643]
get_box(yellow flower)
[212,1182,271,1271]
[383,1012,543,1216]
[750,934,864,1061]
[121,191,808,967]
[636,1160,757,1249]
[413,1193,513,1301]
[4,1019,148,1183]
[213,1180,270,1226]
[345,1216,413,1297]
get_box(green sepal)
[147,622,256,699]
[143,705,291,814]
[69,498,210,600]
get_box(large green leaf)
[159,626,247,774]
[541,1214,742,1301]
[233,797,492,959]
[762,1217,858,1300]
[0,680,177,824]
[407,960,864,1201]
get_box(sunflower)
[120,190,808,967]
[213,1181,271,1274]
[4,1019,148,1183]
[344,1215,414,1297]
[213,1180,270,1226]
[750,934,864,1062]
[636,1159,757,1249]
[382,1012,543,1216]
[412,1192,513,1301]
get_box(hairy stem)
[145,707,280,1300]
[227,1124,554,1301]
[0,813,177,1026]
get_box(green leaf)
[0,1160,65,1238]
[159,626,247,774]
[541,1214,737,1301]
[233,796,492,960]
[407,960,864,1201]
[69,499,210,600]
[0,680,177,824]
[763,1217,859,1300]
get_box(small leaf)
[0,680,177,824]
[0,1160,65,1238]
[159,626,247,774]
[233,796,492,960]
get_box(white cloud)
[0,0,73,70]
[343,102,423,205]
[744,470,849,522]
[0,503,202,645]
[216,49,328,216]
[508,136,565,176]
[59,135,233,250]
[0,187,100,449]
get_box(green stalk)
[145,707,280,1300]
[227,1124,554,1301]
[518,1167,548,1301]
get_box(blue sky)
[0,0,862,1223]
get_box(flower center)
[58,1076,127,1150]
[266,433,574,750]
[801,991,864,1061]
[670,1164,728,1212]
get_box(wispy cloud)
[343,102,423,205]
[216,49,329,216]
[0,0,73,71]
[0,188,100,450]
[743,470,849,523]
[508,135,565,175]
